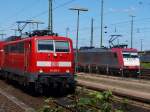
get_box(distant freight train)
[0,30,76,94]
[77,47,140,77]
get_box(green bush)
[141,62,150,68]
[39,90,125,112]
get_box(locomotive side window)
[38,40,53,52]
[55,41,69,52]
[4,42,24,53]
[4,46,9,53]
[17,42,24,53]
[10,44,17,52]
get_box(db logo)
[51,62,59,67]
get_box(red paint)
[3,35,74,76]
[0,41,4,69]
[111,48,139,70]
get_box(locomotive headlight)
[39,69,43,73]
[54,53,57,57]
[66,69,70,73]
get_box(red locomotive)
[111,47,140,75]
[0,30,76,94]
[0,41,4,71]
[78,46,140,77]
[77,35,140,77]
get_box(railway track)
[0,93,25,112]
[53,97,76,112]
[78,68,150,80]
[0,88,35,112]
[50,88,150,112]
[114,96,150,111]
[0,79,45,111]
[141,69,150,74]
[77,79,150,103]
[77,72,150,84]
[79,87,150,112]
[0,89,35,112]
[140,69,150,80]
[77,73,150,106]
[0,77,150,112]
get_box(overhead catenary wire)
[0,0,42,29]
[2,0,150,29]
[0,0,77,38]
[29,0,76,19]
[63,17,150,35]
[2,0,150,38]
[1,0,76,31]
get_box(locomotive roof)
[4,35,72,45]
[79,48,111,53]
[79,47,138,53]
[111,47,138,52]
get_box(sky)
[0,0,150,51]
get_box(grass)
[141,62,150,69]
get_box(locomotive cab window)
[38,40,53,52]
[123,53,130,58]
[55,41,69,52]
[123,52,138,58]
[131,53,138,58]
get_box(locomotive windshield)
[123,52,138,58]
[55,41,69,52]
[37,40,70,52]
[38,40,53,52]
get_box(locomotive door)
[24,42,31,72]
